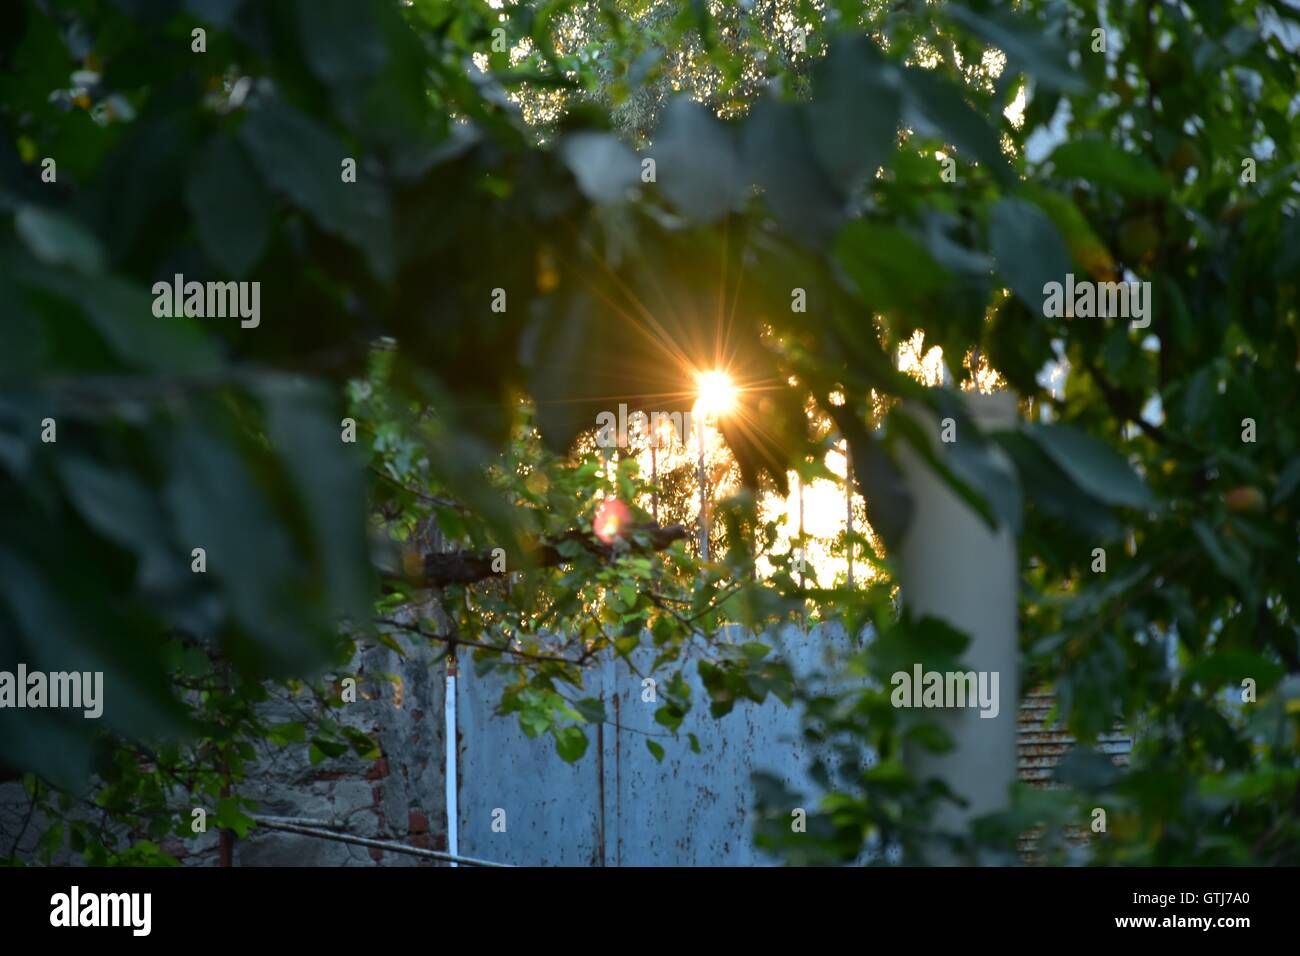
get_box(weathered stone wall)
[231,637,447,866]
[0,633,447,867]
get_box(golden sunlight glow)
[693,370,739,420]
[897,330,947,387]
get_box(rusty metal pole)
[896,391,1019,863]
[218,824,233,867]
[219,665,234,867]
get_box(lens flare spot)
[593,497,632,544]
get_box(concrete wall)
[457,623,856,866]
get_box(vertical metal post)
[444,654,458,867]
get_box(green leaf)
[1191,520,1253,598]
[165,426,327,671]
[901,66,1011,182]
[574,696,607,723]
[267,721,307,745]
[1046,140,1168,197]
[57,455,177,591]
[994,431,1118,537]
[37,821,64,861]
[1021,187,1116,280]
[523,286,616,454]
[296,0,387,87]
[0,707,95,793]
[743,98,845,247]
[241,101,394,281]
[559,132,638,204]
[309,736,349,759]
[905,721,954,753]
[0,547,187,749]
[1027,423,1155,509]
[23,270,219,374]
[947,6,1088,94]
[651,98,742,222]
[215,796,256,838]
[1273,457,1300,505]
[1185,650,1283,692]
[922,211,994,275]
[836,412,913,553]
[261,379,374,625]
[836,220,948,309]
[942,426,1023,534]
[654,705,684,732]
[185,135,271,277]
[989,198,1073,309]
[809,36,900,193]
[14,205,105,276]
[184,0,244,28]
[1053,746,1121,790]
[342,726,381,758]
[553,725,589,763]
[1200,772,1288,803]
[645,739,666,762]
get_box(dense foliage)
[1,0,1297,864]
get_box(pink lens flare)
[593,497,632,544]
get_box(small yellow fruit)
[536,247,559,293]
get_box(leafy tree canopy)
[0,0,1297,864]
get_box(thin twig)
[376,617,587,665]
[368,467,466,510]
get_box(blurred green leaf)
[1027,423,1155,509]
[1047,140,1169,197]
[14,205,104,276]
[185,135,271,278]
[989,198,1073,309]
[241,101,395,282]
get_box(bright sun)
[693,370,738,419]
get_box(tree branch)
[375,616,587,665]
[388,522,689,588]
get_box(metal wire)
[251,816,511,868]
